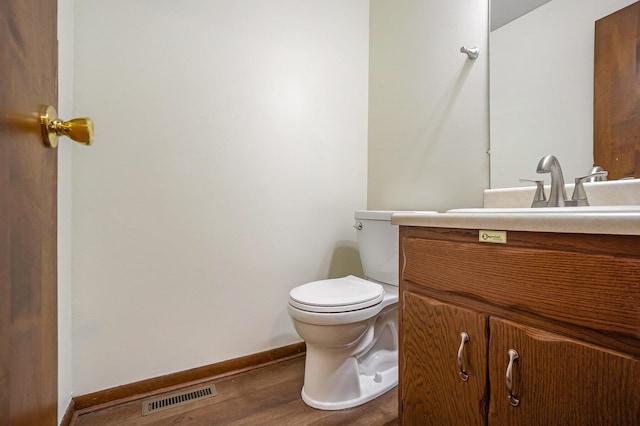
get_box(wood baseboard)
[59,398,75,426]
[69,342,305,419]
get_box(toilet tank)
[354,210,402,287]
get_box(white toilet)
[287,210,403,410]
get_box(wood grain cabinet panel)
[400,293,488,425]
[398,227,640,425]
[488,317,640,425]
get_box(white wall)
[72,0,369,395]
[367,0,490,211]
[57,0,74,421]
[490,0,637,188]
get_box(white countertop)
[391,209,640,235]
[391,179,640,236]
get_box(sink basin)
[447,205,640,214]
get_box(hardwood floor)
[71,356,399,425]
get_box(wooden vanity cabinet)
[398,226,640,425]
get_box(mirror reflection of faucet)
[521,155,608,207]
[586,166,607,182]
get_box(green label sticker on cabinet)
[479,230,507,244]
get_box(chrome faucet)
[531,155,609,207]
[536,155,567,207]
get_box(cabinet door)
[489,317,640,425]
[401,292,488,425]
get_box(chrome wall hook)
[460,46,479,60]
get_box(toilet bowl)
[287,210,407,410]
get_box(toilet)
[287,210,404,410]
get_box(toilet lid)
[289,275,384,313]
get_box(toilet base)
[297,308,399,411]
[301,364,398,411]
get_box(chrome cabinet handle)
[457,332,470,381]
[506,349,520,407]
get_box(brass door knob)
[40,105,94,148]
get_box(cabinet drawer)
[401,236,640,341]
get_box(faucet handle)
[519,179,547,207]
[569,171,609,206]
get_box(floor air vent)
[142,384,217,416]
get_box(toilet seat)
[289,275,384,313]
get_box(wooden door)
[400,293,488,425]
[594,0,640,179]
[488,317,640,425]
[0,0,58,424]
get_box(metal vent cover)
[142,384,217,416]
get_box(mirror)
[489,0,637,188]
